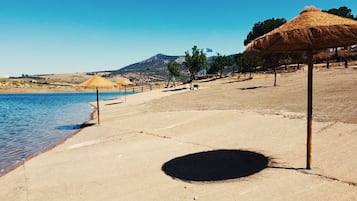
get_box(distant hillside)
[109,53,238,82]
[112,54,184,74]
[110,54,188,82]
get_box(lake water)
[0,92,129,175]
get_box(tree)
[184,45,207,81]
[276,54,292,86]
[167,61,180,87]
[244,18,286,46]
[324,6,356,68]
[279,55,292,70]
[324,6,354,19]
[235,52,261,78]
[244,17,290,86]
[289,52,304,70]
[208,54,234,78]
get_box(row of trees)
[244,6,356,46]
[166,44,310,86]
[167,6,356,85]
[167,45,236,85]
[323,6,357,20]
[236,5,357,84]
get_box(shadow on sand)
[239,86,269,90]
[162,149,268,182]
[162,87,187,92]
[105,102,123,106]
[224,77,253,84]
[55,123,95,130]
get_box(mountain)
[110,54,187,82]
[109,53,238,82]
[112,54,185,74]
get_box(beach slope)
[0,68,356,201]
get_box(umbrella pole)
[96,87,100,125]
[125,85,127,102]
[306,50,313,169]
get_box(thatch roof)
[78,75,117,88]
[246,7,357,53]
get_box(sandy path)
[0,68,356,201]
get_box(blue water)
[0,92,130,175]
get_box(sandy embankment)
[0,68,356,201]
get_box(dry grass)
[146,67,357,124]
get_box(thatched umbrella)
[116,78,133,102]
[116,78,133,86]
[246,6,357,169]
[78,75,117,125]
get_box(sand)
[0,67,356,201]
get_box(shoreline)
[0,90,134,178]
[0,86,186,177]
[0,103,96,178]
[0,93,109,178]
[0,87,119,94]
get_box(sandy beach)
[0,67,356,201]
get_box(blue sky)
[1,0,356,77]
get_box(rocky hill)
[113,54,184,73]
[110,53,188,82]
[109,53,238,82]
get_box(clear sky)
[1,0,356,77]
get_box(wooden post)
[96,87,100,125]
[307,50,313,169]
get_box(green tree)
[324,6,356,67]
[324,6,355,18]
[184,45,207,80]
[208,54,234,78]
[244,18,288,86]
[244,18,286,46]
[167,61,180,87]
[289,52,304,70]
[235,52,261,78]
[279,55,292,70]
